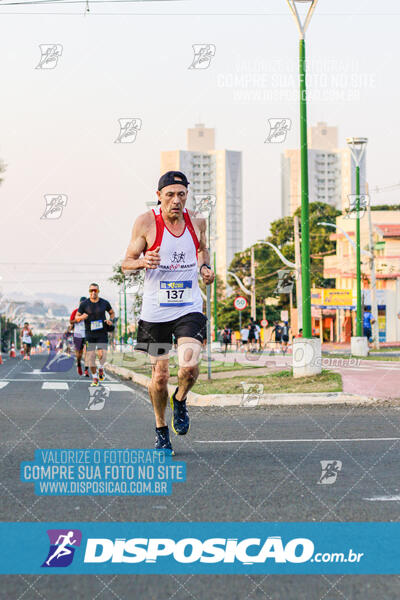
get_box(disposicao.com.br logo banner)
[0,522,399,574]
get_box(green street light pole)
[346,137,368,338]
[355,164,362,336]
[298,37,311,338]
[286,0,319,339]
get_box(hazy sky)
[0,0,399,307]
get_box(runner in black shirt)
[76,283,115,386]
[273,321,283,352]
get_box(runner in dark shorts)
[248,320,257,352]
[76,284,115,386]
[121,170,215,453]
[70,297,88,376]
[136,312,207,357]
[273,321,283,352]
[281,321,290,353]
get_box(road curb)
[105,364,378,407]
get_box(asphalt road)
[1,354,400,599]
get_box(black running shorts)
[136,311,207,356]
[85,333,108,351]
[73,336,86,351]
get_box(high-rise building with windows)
[160,124,243,284]
[281,122,366,216]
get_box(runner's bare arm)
[105,308,115,325]
[197,218,215,285]
[122,213,160,273]
[75,312,88,322]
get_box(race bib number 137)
[159,281,193,307]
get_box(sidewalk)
[105,362,377,407]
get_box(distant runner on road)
[70,296,89,377]
[21,322,33,360]
[76,284,115,386]
[122,170,215,453]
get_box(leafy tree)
[109,263,144,327]
[221,201,341,324]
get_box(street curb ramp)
[105,364,377,407]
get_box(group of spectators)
[219,318,299,353]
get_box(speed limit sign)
[234,296,248,311]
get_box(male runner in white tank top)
[122,171,215,453]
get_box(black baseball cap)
[157,171,190,192]
[79,296,86,303]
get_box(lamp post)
[235,241,297,325]
[194,194,216,380]
[227,271,252,297]
[255,240,299,333]
[213,251,218,341]
[346,137,369,356]
[286,0,318,340]
[365,183,379,350]
[287,0,322,376]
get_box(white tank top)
[22,329,32,343]
[73,319,86,338]
[140,207,203,323]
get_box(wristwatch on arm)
[199,263,211,275]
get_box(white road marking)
[365,495,400,502]
[195,437,400,444]
[0,379,89,383]
[104,383,134,392]
[42,382,69,390]
[0,379,136,392]
[22,369,57,375]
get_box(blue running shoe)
[155,426,174,455]
[170,388,190,436]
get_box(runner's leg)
[149,355,170,427]
[87,347,97,377]
[175,337,202,400]
[98,346,107,381]
[83,340,89,375]
[98,348,107,366]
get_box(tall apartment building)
[160,124,243,284]
[281,122,366,216]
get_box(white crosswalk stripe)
[42,382,69,390]
[0,379,135,392]
[104,383,133,392]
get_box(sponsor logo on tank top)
[171,251,186,264]
[159,251,196,272]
